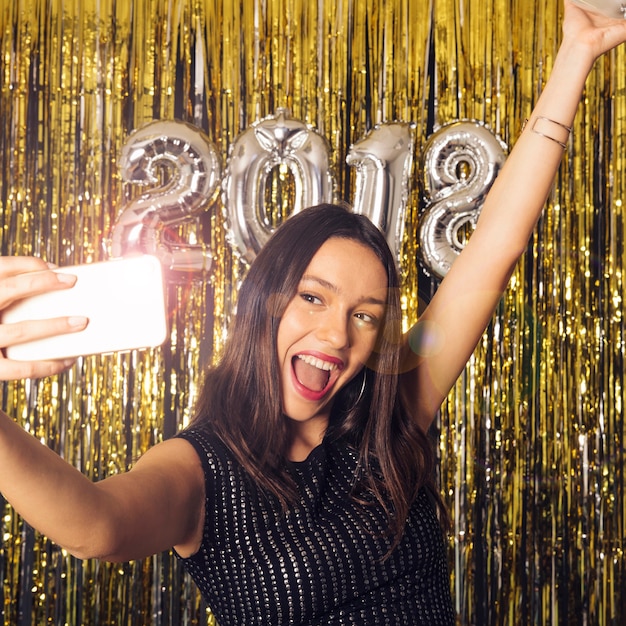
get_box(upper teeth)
[297,354,336,371]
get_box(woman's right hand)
[0,256,88,380]
[564,0,626,61]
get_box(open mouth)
[292,354,338,393]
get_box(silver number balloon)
[419,121,507,279]
[223,109,334,264]
[347,122,415,266]
[109,119,221,274]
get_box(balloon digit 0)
[110,115,504,281]
[223,109,334,264]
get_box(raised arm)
[401,1,626,430]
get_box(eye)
[300,292,322,305]
[354,311,379,326]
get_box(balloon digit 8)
[418,121,507,279]
[110,115,505,281]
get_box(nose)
[316,309,350,349]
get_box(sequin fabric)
[176,427,455,625]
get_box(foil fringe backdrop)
[0,1,624,624]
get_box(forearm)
[471,37,595,259]
[0,410,117,558]
[0,411,205,562]
[404,7,626,425]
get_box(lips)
[291,352,343,401]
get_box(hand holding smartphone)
[0,255,168,361]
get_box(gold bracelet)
[523,115,572,149]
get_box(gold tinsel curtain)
[0,0,624,624]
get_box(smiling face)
[276,237,388,439]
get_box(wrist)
[523,116,572,149]
[557,31,604,73]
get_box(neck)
[286,416,328,462]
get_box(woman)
[0,2,625,624]
[177,206,453,623]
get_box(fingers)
[565,0,626,40]
[0,256,50,286]
[0,316,88,380]
[0,256,86,380]
[0,357,77,381]
[0,256,78,308]
[0,316,89,350]
[561,5,626,63]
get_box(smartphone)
[1,255,168,361]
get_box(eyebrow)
[300,274,387,307]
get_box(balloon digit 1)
[110,115,506,280]
[418,121,507,279]
[347,122,415,266]
[222,109,334,264]
[109,119,221,274]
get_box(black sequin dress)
[176,427,455,625]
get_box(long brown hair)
[190,203,441,542]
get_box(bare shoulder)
[132,436,204,480]
[128,437,206,557]
[78,436,207,561]
[125,437,205,516]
